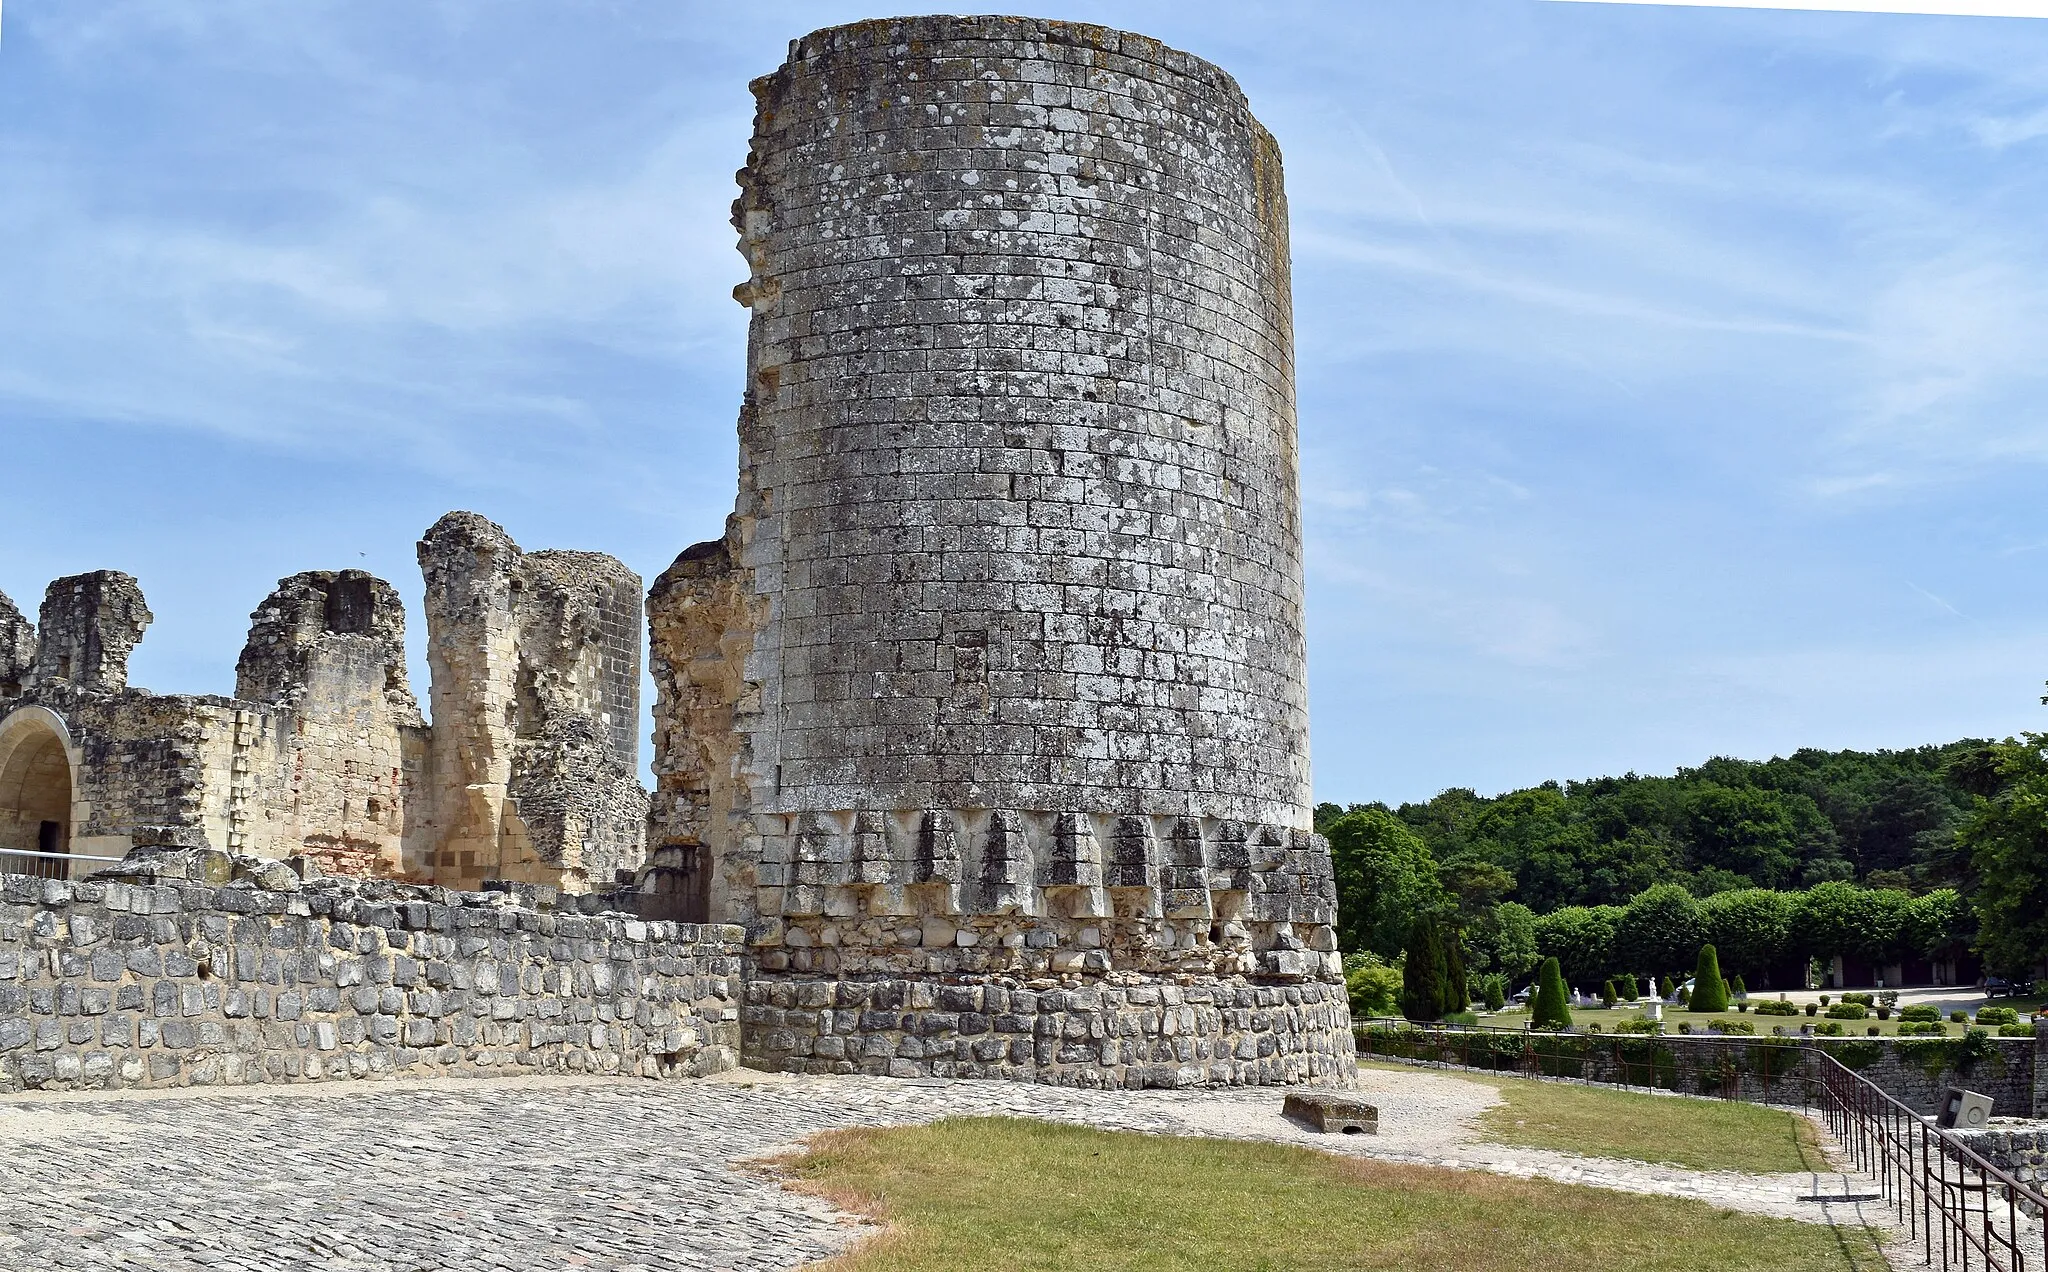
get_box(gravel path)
[0,1067,1915,1271]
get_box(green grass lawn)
[1358,1058,1826,1173]
[1473,1074,1827,1173]
[784,1116,1883,1271]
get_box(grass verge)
[1356,1060,1826,1173]
[1474,1075,1828,1173]
[784,1116,1881,1271]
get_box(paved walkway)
[0,1067,1914,1271]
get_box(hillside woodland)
[1317,734,2048,991]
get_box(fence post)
[2032,1018,2048,1119]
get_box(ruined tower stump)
[650,15,1352,1088]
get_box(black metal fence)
[1357,1018,2048,1271]
[1815,1049,2047,1272]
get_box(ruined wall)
[33,573,152,693]
[1,513,651,896]
[418,514,649,893]
[0,576,237,865]
[649,17,1348,1087]
[0,852,743,1093]
[1954,1119,2048,1194]
[234,571,427,877]
[0,590,33,700]
[647,535,760,924]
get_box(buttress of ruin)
[0,15,1352,1094]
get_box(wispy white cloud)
[6,0,2048,805]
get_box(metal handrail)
[1813,1049,2047,1271]
[0,848,124,863]
[1355,1016,2047,1270]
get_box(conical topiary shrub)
[1444,930,1469,1012]
[1621,973,1640,1001]
[1659,975,1675,1001]
[1400,917,1449,1022]
[1601,979,1617,1008]
[1691,944,1730,1014]
[1483,973,1506,1012]
[1730,974,1748,1000]
[1531,956,1573,1031]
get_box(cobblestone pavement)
[0,1067,1917,1272]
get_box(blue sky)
[2,1,2046,806]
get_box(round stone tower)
[648,15,1351,1088]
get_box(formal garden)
[1345,913,2042,1041]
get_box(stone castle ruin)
[0,16,1351,1093]
[0,513,647,895]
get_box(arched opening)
[0,710,75,879]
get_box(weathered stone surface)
[1,17,1354,1092]
[234,570,426,872]
[417,512,650,892]
[642,15,1351,1087]
[0,512,651,896]
[1283,1089,1380,1133]
[0,866,743,1093]
[1953,1124,2048,1192]
[743,972,1352,1088]
[0,588,33,700]
[33,571,151,692]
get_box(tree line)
[1317,731,2048,989]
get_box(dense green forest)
[1317,742,1979,909]
[1316,736,2048,990]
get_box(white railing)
[0,847,125,882]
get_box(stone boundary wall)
[0,868,745,1093]
[747,974,1353,1088]
[1953,1126,2048,1194]
[1357,1022,2043,1116]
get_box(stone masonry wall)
[234,570,427,875]
[418,513,650,892]
[0,589,33,699]
[697,15,1310,840]
[0,853,743,1092]
[1359,1022,2043,1116]
[34,572,151,693]
[1953,1124,2048,1196]
[745,975,1351,1088]
[642,17,1348,1088]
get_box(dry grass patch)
[785,1116,1881,1271]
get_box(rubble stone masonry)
[2,16,1356,1092]
[648,17,1352,1088]
[0,513,649,895]
[0,847,743,1092]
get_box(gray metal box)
[1936,1087,1994,1130]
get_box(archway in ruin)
[0,708,76,878]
